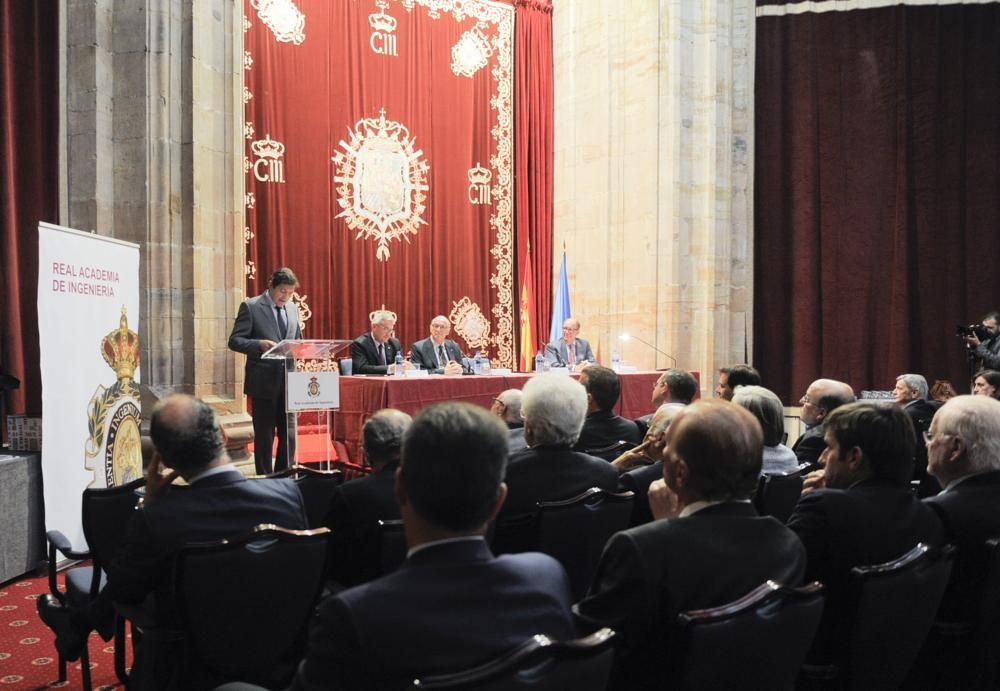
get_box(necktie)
[275,306,287,339]
[378,343,386,366]
[567,343,576,364]
[438,345,447,368]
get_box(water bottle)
[473,351,483,375]
[394,350,404,377]
[534,351,546,373]
[611,350,621,373]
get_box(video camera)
[956,323,991,341]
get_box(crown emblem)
[251,134,286,159]
[101,306,140,383]
[468,163,492,185]
[368,8,397,33]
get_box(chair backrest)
[980,538,1000,662]
[81,477,146,571]
[176,524,329,687]
[672,581,825,691]
[291,465,343,528]
[412,628,616,690]
[334,458,372,482]
[378,519,408,575]
[535,488,634,600]
[843,543,955,689]
[583,440,636,463]
[752,471,803,524]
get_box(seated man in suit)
[350,309,411,375]
[793,378,855,471]
[544,317,595,368]
[714,363,760,400]
[895,372,944,496]
[501,374,620,518]
[288,402,575,690]
[787,401,944,661]
[617,402,685,527]
[38,395,307,679]
[574,365,641,452]
[409,315,464,374]
[490,388,527,453]
[325,409,411,588]
[576,400,806,689]
[634,367,697,436]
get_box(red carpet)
[0,569,130,689]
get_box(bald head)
[928,395,1000,486]
[363,409,412,468]
[429,315,451,345]
[799,378,855,427]
[491,389,523,425]
[149,394,226,476]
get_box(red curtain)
[0,0,58,417]
[244,0,518,366]
[513,0,554,362]
[754,3,1000,402]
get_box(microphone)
[619,332,677,368]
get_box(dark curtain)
[514,0,554,362]
[244,0,517,365]
[0,0,58,417]
[755,3,1000,402]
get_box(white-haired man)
[491,388,527,453]
[351,310,411,375]
[894,373,943,496]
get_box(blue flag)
[549,252,571,344]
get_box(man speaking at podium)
[229,267,303,475]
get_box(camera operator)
[960,311,1000,371]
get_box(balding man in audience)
[324,409,411,588]
[409,315,464,375]
[491,388,527,452]
[576,400,806,689]
[289,403,575,690]
[787,401,944,662]
[793,378,855,471]
[895,373,943,495]
[617,402,686,527]
[501,374,619,517]
[575,365,641,451]
[635,368,697,436]
[715,364,761,400]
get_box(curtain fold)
[754,3,1000,401]
[514,0,554,362]
[0,0,59,417]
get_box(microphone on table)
[619,333,677,368]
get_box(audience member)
[635,367,697,435]
[787,401,944,661]
[501,374,619,517]
[733,385,798,475]
[617,403,685,527]
[409,315,464,375]
[929,379,958,402]
[714,364,761,400]
[792,378,855,471]
[574,365,641,451]
[490,388,527,453]
[288,403,575,690]
[544,317,596,368]
[971,369,1000,399]
[351,309,410,375]
[576,400,806,689]
[895,373,943,495]
[38,395,307,685]
[612,402,684,474]
[324,409,411,588]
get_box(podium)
[262,339,352,470]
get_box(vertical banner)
[37,222,141,549]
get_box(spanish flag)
[518,243,536,372]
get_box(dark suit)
[575,410,641,452]
[619,461,663,527]
[501,445,620,517]
[351,333,403,375]
[576,502,806,689]
[229,292,303,474]
[409,337,464,374]
[108,469,307,689]
[324,463,400,588]
[543,337,595,367]
[288,539,575,691]
[904,399,944,496]
[787,479,944,660]
[792,423,826,471]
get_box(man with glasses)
[544,317,595,368]
[351,309,410,375]
[792,378,855,472]
[409,315,465,375]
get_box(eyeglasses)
[922,430,952,445]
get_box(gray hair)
[660,369,698,404]
[370,309,396,326]
[363,409,412,465]
[496,389,523,424]
[648,402,686,440]
[521,374,588,447]
[934,395,1000,473]
[896,374,929,399]
[732,385,786,447]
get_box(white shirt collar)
[406,535,485,559]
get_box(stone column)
[552,0,755,397]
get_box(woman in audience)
[732,385,799,474]
[972,369,1000,399]
[930,379,957,402]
